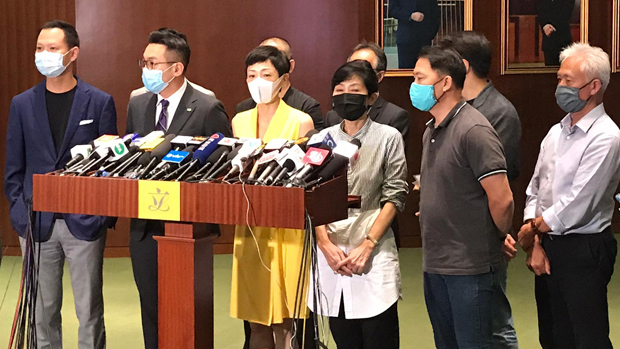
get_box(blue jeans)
[492,260,518,348]
[424,271,494,349]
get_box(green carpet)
[1,248,619,348]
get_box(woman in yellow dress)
[230,45,314,349]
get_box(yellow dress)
[230,100,312,325]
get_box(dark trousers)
[397,42,425,69]
[130,229,160,349]
[328,298,399,349]
[536,229,617,349]
[424,271,494,349]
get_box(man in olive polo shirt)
[411,46,515,347]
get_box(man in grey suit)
[127,27,231,349]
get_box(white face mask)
[35,49,73,78]
[247,76,283,104]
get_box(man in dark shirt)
[439,32,521,348]
[389,0,440,68]
[324,42,410,140]
[413,46,514,348]
[538,0,574,66]
[235,36,323,130]
[4,20,117,349]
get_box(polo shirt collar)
[426,100,467,130]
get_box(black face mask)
[332,93,369,121]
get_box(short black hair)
[438,31,492,78]
[148,28,191,74]
[41,20,80,48]
[419,46,466,89]
[245,45,291,77]
[331,60,379,95]
[350,41,387,72]
[260,36,293,60]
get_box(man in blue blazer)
[389,0,440,68]
[4,20,116,349]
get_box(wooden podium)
[32,174,352,348]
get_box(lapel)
[142,93,158,135]
[167,84,197,135]
[57,78,91,161]
[32,81,57,160]
[369,95,387,122]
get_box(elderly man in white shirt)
[518,43,620,349]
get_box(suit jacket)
[235,86,324,131]
[324,95,410,140]
[4,78,118,241]
[126,83,232,240]
[538,0,574,52]
[389,0,440,45]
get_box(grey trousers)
[19,219,106,349]
[492,259,519,349]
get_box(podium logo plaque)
[138,180,181,221]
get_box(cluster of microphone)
[58,129,361,188]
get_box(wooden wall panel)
[3,0,620,254]
[0,0,76,256]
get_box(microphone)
[306,138,361,186]
[123,151,153,179]
[224,139,263,179]
[65,144,93,169]
[307,132,337,149]
[247,150,280,181]
[133,130,165,146]
[92,134,120,148]
[148,146,194,180]
[296,129,319,151]
[266,159,295,186]
[202,144,242,181]
[288,144,332,183]
[169,133,224,181]
[171,135,194,150]
[105,145,141,176]
[261,145,305,185]
[138,134,176,179]
[185,146,230,182]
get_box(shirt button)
[431,139,436,143]
[567,136,570,139]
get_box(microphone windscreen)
[151,134,176,160]
[282,159,296,172]
[226,146,241,161]
[193,134,223,165]
[206,146,229,164]
[137,151,152,166]
[350,138,361,148]
[316,155,349,181]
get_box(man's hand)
[517,223,536,251]
[526,240,551,276]
[336,240,375,275]
[502,234,518,260]
[543,24,556,37]
[411,12,425,22]
[318,239,353,276]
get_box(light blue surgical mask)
[35,49,74,78]
[409,79,445,112]
[141,65,176,94]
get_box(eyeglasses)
[138,59,178,70]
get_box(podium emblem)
[138,181,181,221]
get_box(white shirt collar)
[157,78,187,106]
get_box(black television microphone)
[137,134,176,179]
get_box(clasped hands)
[320,239,375,277]
[517,220,551,276]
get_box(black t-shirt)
[46,86,77,153]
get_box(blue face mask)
[141,65,176,94]
[409,79,444,112]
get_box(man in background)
[389,0,440,68]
